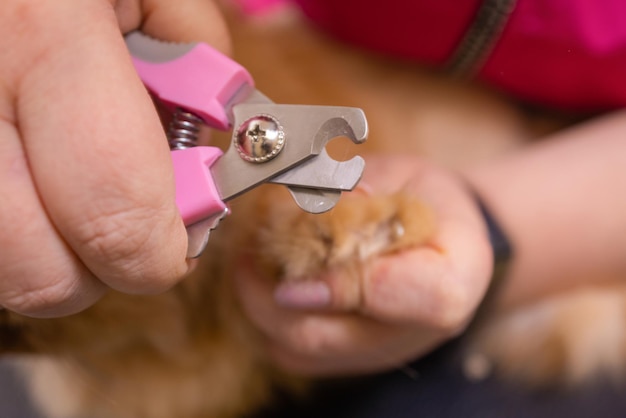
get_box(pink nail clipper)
[125,31,368,258]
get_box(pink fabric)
[294,0,481,64]
[232,0,290,16]
[482,0,626,110]
[293,0,626,111]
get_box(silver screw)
[235,114,285,163]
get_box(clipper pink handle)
[130,43,254,130]
[171,147,227,226]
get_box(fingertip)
[140,0,232,55]
[64,191,189,295]
[112,211,190,295]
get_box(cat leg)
[463,284,626,388]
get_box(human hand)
[234,155,494,375]
[0,0,230,317]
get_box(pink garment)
[232,0,290,16]
[293,0,626,111]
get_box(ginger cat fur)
[2,4,625,417]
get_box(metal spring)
[168,108,203,150]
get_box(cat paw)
[259,190,434,278]
[251,190,435,304]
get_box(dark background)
[3,338,625,418]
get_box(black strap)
[471,191,514,321]
[476,195,513,268]
[446,0,518,77]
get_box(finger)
[234,261,443,376]
[141,0,232,54]
[360,161,493,328]
[0,121,105,317]
[361,244,481,329]
[112,0,232,54]
[19,1,188,293]
[276,155,492,330]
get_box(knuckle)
[1,274,82,317]
[72,201,182,292]
[76,204,153,262]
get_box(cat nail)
[274,281,332,309]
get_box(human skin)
[5,0,625,381]
[0,0,230,317]
[235,155,494,375]
[235,112,626,376]
[466,111,626,312]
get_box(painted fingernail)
[274,281,331,309]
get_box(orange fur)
[0,3,616,417]
[464,284,626,388]
[0,184,435,418]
